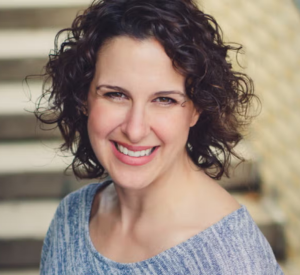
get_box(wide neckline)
[84,181,247,269]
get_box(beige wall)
[198,0,300,259]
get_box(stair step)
[0,59,46,82]
[0,114,60,140]
[218,156,260,192]
[0,82,60,140]
[0,29,64,81]
[218,142,260,192]
[0,201,59,240]
[0,30,59,60]
[0,270,39,275]
[0,141,71,174]
[0,194,285,268]
[0,0,91,29]
[0,8,84,30]
[0,82,40,116]
[0,172,88,200]
[0,0,89,9]
[0,141,89,200]
[279,256,300,275]
[0,200,59,268]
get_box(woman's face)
[87,36,199,189]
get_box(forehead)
[94,36,185,92]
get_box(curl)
[34,0,259,180]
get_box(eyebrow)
[154,91,186,98]
[96,84,186,98]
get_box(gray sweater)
[40,182,283,274]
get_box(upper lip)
[112,141,158,151]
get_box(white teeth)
[134,151,141,157]
[116,143,154,157]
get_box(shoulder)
[40,181,110,273]
[41,181,101,241]
[196,205,283,274]
[54,181,110,219]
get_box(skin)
[87,36,240,263]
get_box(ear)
[189,107,201,127]
[81,103,89,116]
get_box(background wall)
[199,0,300,265]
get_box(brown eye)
[153,97,177,104]
[104,92,128,99]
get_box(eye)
[104,92,128,100]
[153,97,177,105]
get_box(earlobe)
[190,108,201,127]
[81,104,89,116]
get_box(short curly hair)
[35,0,257,180]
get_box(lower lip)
[111,142,159,166]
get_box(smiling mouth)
[114,142,157,158]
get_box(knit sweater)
[40,182,284,274]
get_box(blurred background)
[0,0,299,274]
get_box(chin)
[109,170,155,190]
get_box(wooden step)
[0,82,39,116]
[0,82,60,140]
[0,194,286,268]
[0,30,59,60]
[0,29,65,81]
[0,141,71,174]
[0,0,91,29]
[0,141,83,200]
[0,200,59,268]
[219,156,260,192]
[0,0,90,9]
[218,141,261,192]
[0,270,39,275]
[0,114,60,140]
[0,7,84,30]
[0,141,90,200]
[0,172,88,200]
[279,256,300,275]
[0,59,46,82]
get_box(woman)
[38,0,283,274]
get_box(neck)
[105,154,208,233]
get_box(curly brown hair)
[35,0,257,180]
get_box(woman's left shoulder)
[203,204,284,274]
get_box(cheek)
[152,109,192,144]
[87,102,122,138]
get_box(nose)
[120,105,150,143]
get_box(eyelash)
[103,92,178,105]
[103,92,128,100]
[152,97,177,105]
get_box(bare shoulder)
[212,181,240,211]
[195,179,241,228]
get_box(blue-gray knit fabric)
[40,182,284,274]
